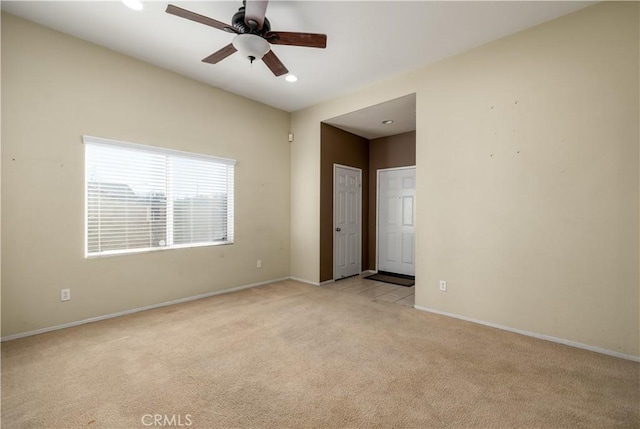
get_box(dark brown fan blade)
[202,44,237,64]
[262,50,288,77]
[166,4,231,32]
[244,0,268,31]
[265,31,327,48]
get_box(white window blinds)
[84,136,235,257]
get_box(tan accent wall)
[1,14,291,337]
[291,2,639,357]
[368,132,416,270]
[320,124,369,282]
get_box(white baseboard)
[291,271,377,287]
[289,276,321,286]
[1,277,290,342]
[413,305,639,362]
[289,276,337,286]
[291,271,376,287]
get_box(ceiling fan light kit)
[232,34,270,63]
[166,1,327,77]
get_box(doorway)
[333,164,362,279]
[319,94,416,283]
[377,167,416,276]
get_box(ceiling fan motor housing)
[232,6,271,35]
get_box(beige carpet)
[2,280,638,428]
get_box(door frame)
[333,163,363,280]
[375,166,417,273]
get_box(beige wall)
[416,1,638,357]
[291,2,639,357]
[1,14,291,337]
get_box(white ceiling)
[325,94,416,140]
[2,1,593,114]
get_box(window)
[84,136,235,257]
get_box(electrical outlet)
[257,260,262,269]
[61,288,71,301]
[439,281,447,292]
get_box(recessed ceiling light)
[382,120,394,125]
[285,75,298,83]
[122,0,143,11]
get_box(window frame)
[83,135,235,258]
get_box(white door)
[334,165,362,279]
[378,167,416,276]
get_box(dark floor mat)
[365,273,415,287]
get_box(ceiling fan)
[166,1,327,77]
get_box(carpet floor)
[2,279,638,428]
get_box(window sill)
[85,240,234,259]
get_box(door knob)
[336,227,341,232]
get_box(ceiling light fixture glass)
[122,0,143,11]
[285,75,298,83]
[232,34,270,64]
[382,120,394,125]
